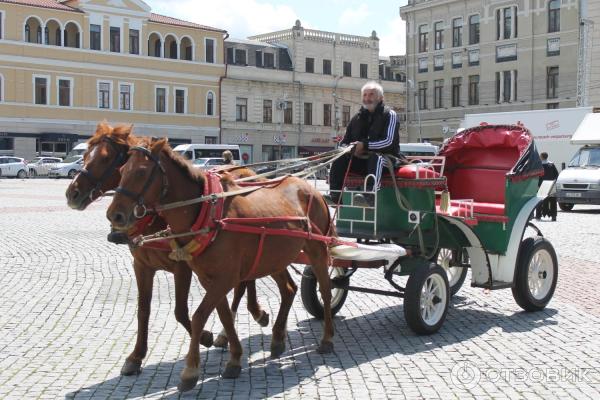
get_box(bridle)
[78,136,129,201]
[114,146,169,218]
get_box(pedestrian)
[535,152,559,221]
[222,150,235,165]
[324,81,405,207]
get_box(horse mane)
[138,137,206,185]
[88,122,137,146]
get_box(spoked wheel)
[558,203,574,211]
[404,262,449,335]
[301,266,348,319]
[512,237,558,311]
[432,248,468,296]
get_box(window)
[235,49,246,65]
[206,38,215,63]
[98,81,111,109]
[205,137,218,144]
[468,75,479,105]
[255,50,263,67]
[468,49,480,66]
[496,70,517,103]
[360,64,368,79]
[434,55,444,71]
[263,99,272,123]
[34,77,48,105]
[469,15,480,45]
[434,22,443,50]
[497,6,517,40]
[55,29,61,46]
[342,105,351,127]
[175,89,186,114]
[323,104,332,127]
[206,92,214,116]
[418,81,428,110]
[264,52,274,68]
[110,27,120,52]
[37,26,42,43]
[547,102,559,109]
[0,138,14,151]
[25,24,30,42]
[452,52,462,68]
[119,84,131,110]
[547,66,559,99]
[284,101,293,124]
[90,24,101,50]
[418,24,429,53]
[226,47,234,64]
[549,0,560,33]
[418,57,428,73]
[323,59,332,75]
[452,77,462,107]
[434,79,443,109]
[305,57,314,73]
[0,11,3,40]
[129,29,139,55]
[58,79,71,107]
[156,87,166,113]
[44,26,49,45]
[452,18,463,47]
[304,102,312,125]
[236,97,247,121]
[343,61,352,77]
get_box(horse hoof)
[221,365,241,379]
[200,330,214,348]
[213,334,229,349]
[317,341,334,354]
[120,359,142,376]
[256,311,270,327]
[270,341,286,359]
[177,377,198,392]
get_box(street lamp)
[332,75,344,144]
[406,78,422,143]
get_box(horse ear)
[150,137,169,155]
[113,124,133,138]
[96,120,112,135]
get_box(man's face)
[362,89,381,111]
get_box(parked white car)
[48,155,84,178]
[28,157,63,177]
[0,156,28,178]
[192,157,227,170]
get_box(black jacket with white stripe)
[341,101,401,157]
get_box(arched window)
[549,0,560,33]
[36,26,42,43]
[207,92,214,116]
[154,39,161,57]
[55,29,62,46]
[25,24,31,42]
[44,26,49,44]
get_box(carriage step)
[346,285,404,298]
[471,281,512,290]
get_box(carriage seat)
[344,164,443,190]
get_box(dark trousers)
[329,153,385,202]
[536,196,557,219]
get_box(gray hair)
[361,81,384,98]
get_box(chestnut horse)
[65,123,271,375]
[106,137,335,391]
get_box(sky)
[146,0,409,56]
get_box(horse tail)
[322,194,337,239]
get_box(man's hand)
[353,141,367,156]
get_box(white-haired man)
[325,81,404,206]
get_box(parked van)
[400,143,439,157]
[172,144,241,163]
[555,113,600,211]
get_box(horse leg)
[303,242,335,354]
[215,299,243,379]
[270,270,298,358]
[173,265,213,348]
[121,262,155,376]
[179,285,231,392]
[246,280,270,327]
[214,281,246,348]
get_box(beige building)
[400,0,580,142]
[0,0,226,159]
[221,21,406,164]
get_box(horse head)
[66,122,134,210]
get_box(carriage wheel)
[558,203,574,212]
[301,266,348,319]
[512,237,558,312]
[404,262,449,335]
[432,248,468,296]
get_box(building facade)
[0,0,226,159]
[401,0,580,142]
[221,21,406,164]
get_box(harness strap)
[246,229,267,280]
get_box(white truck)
[554,113,600,211]
[461,107,596,170]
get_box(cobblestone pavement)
[1,178,600,399]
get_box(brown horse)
[65,123,271,375]
[106,137,335,391]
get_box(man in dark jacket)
[535,152,559,221]
[325,81,403,206]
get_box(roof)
[0,0,81,12]
[149,13,226,33]
[226,37,286,49]
[571,113,600,145]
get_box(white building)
[220,20,406,163]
